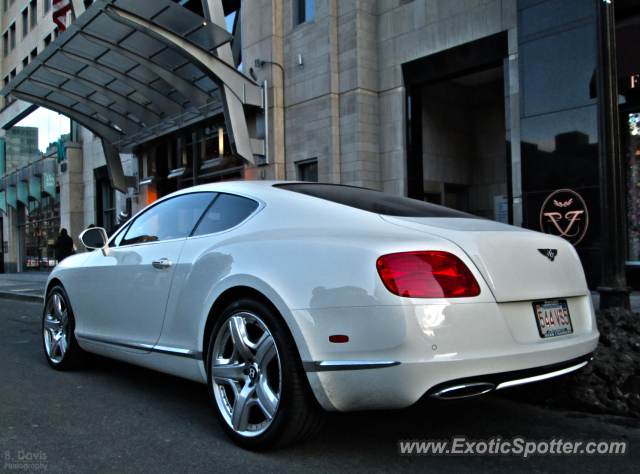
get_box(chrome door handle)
[152,259,173,270]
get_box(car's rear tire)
[207,297,324,450]
[42,285,86,370]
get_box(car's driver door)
[73,192,216,349]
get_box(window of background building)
[22,56,28,70]
[43,33,51,47]
[83,0,93,8]
[3,32,8,57]
[43,0,50,15]
[296,158,318,182]
[95,167,116,235]
[30,1,37,29]
[3,76,10,107]
[3,0,7,13]
[295,0,315,25]
[30,47,37,61]
[53,27,58,38]
[10,22,16,49]
[22,8,28,38]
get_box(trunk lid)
[381,216,589,302]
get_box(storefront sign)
[43,172,56,197]
[5,186,16,211]
[0,191,5,215]
[17,181,28,205]
[29,176,41,203]
[540,189,589,246]
[494,195,509,224]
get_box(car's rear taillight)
[376,251,481,298]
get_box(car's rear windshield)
[275,183,481,218]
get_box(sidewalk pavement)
[0,272,51,303]
[1,271,640,310]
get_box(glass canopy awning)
[0,0,265,193]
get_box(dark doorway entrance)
[420,66,507,219]
[403,32,509,221]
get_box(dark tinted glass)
[520,0,593,38]
[122,193,215,246]
[192,193,260,236]
[276,184,481,218]
[520,105,598,192]
[521,24,596,117]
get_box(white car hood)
[381,216,590,303]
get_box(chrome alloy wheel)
[210,312,281,437]
[43,293,69,364]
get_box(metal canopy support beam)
[105,5,261,165]
[79,32,215,111]
[203,0,257,165]
[204,0,235,66]
[105,7,262,106]
[11,90,132,194]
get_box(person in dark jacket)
[54,228,74,263]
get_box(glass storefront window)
[153,119,244,198]
[627,113,640,262]
[18,193,61,271]
[7,107,68,272]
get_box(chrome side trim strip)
[302,361,400,372]
[77,334,200,360]
[151,345,201,360]
[496,361,588,390]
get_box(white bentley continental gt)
[42,181,599,449]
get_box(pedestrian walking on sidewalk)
[54,229,74,263]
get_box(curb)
[0,291,44,304]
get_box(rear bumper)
[425,351,594,400]
[295,296,599,412]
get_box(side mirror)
[79,227,109,254]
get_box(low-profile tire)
[207,297,325,450]
[42,285,86,371]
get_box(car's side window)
[120,193,217,246]
[192,193,259,237]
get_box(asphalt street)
[0,298,638,474]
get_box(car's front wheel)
[42,285,86,370]
[207,297,324,450]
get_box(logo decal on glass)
[540,189,589,246]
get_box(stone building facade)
[0,0,638,289]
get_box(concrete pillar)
[4,205,19,273]
[58,142,84,251]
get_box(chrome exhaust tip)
[429,382,495,400]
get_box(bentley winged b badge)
[538,249,558,262]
